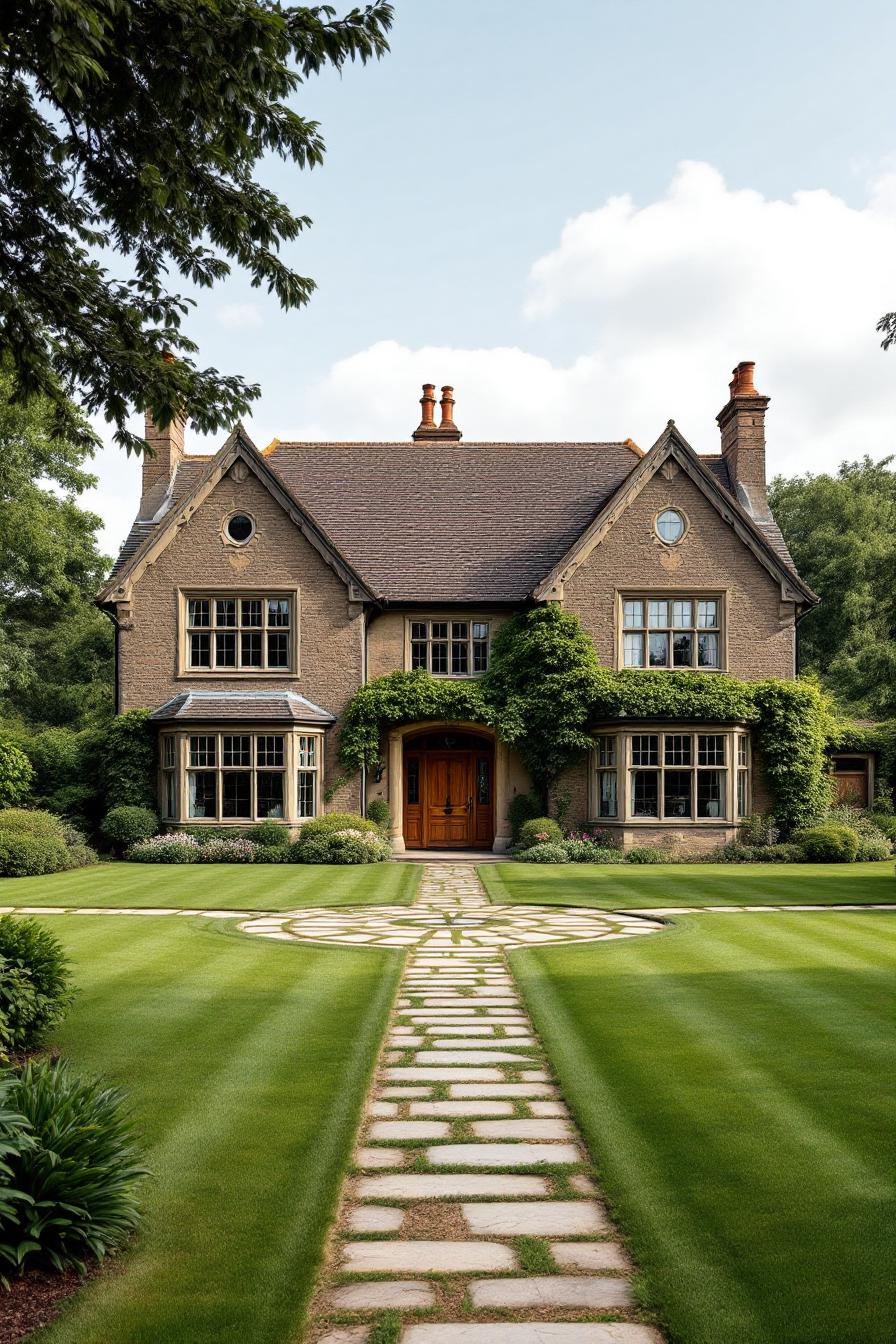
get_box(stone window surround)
[159,725,324,825]
[588,723,751,827]
[615,587,729,672]
[176,587,301,678]
[404,616,491,678]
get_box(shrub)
[517,817,563,851]
[290,835,330,864]
[625,846,667,865]
[0,809,64,839]
[127,833,200,864]
[0,917,73,1057]
[565,827,621,849]
[738,813,780,848]
[254,845,290,864]
[96,709,156,810]
[295,828,391,865]
[365,798,391,832]
[101,805,159,854]
[855,832,892,862]
[1,1059,148,1274]
[562,839,624,864]
[798,822,860,863]
[198,837,257,863]
[0,737,33,809]
[0,833,69,878]
[761,842,806,863]
[518,842,569,864]
[869,814,896,843]
[246,820,290,848]
[506,792,544,843]
[298,812,382,841]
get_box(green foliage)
[751,679,833,832]
[0,1059,147,1275]
[339,671,491,772]
[517,817,563,850]
[198,838,257,863]
[246,820,290,848]
[562,839,624,863]
[626,846,667,865]
[294,827,392,864]
[0,736,32,808]
[98,710,156,810]
[592,667,756,722]
[487,607,600,801]
[738,813,780,847]
[0,916,72,1057]
[869,814,896,843]
[798,823,860,863]
[365,798,391,832]
[127,833,200,864]
[101,805,159,854]
[517,842,569,864]
[0,1,393,451]
[297,813,383,840]
[0,1076,31,1234]
[506,792,543,843]
[0,808,95,876]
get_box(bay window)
[160,728,322,823]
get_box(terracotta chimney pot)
[439,385,457,430]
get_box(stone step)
[342,1239,517,1273]
[413,1051,533,1065]
[449,1083,557,1099]
[385,1067,505,1082]
[551,1241,631,1271]
[348,1205,404,1232]
[470,1119,572,1140]
[326,1279,434,1310]
[469,1274,635,1309]
[429,1038,537,1050]
[368,1120,450,1141]
[461,1200,608,1236]
[427,1142,581,1168]
[409,1101,516,1118]
[356,1173,550,1200]
[401,1325,663,1343]
[354,1147,406,1169]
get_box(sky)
[84,0,896,556]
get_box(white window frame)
[406,618,491,677]
[178,589,300,676]
[618,592,726,671]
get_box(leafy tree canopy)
[0,1,393,452]
[769,458,896,718]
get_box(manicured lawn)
[32,916,402,1344]
[512,911,896,1344]
[0,859,419,910]
[481,859,895,908]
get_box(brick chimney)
[412,383,462,441]
[716,360,770,518]
[140,353,185,511]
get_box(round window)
[225,512,255,545]
[656,508,686,544]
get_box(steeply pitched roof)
[264,442,641,602]
[149,691,335,724]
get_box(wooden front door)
[425,753,473,848]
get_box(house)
[97,362,818,852]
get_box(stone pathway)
[300,865,666,1344]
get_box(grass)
[511,911,896,1344]
[481,859,895,908]
[0,859,419,910]
[31,916,402,1344]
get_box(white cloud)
[216,302,263,329]
[298,162,896,474]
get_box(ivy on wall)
[338,671,493,772]
[829,715,896,806]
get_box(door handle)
[467,796,473,814]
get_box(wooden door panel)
[425,754,472,848]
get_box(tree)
[0,1,393,452]
[769,458,896,717]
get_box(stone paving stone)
[368,1120,450,1141]
[470,1118,573,1140]
[389,1035,425,1047]
[316,1327,370,1344]
[413,1050,533,1065]
[570,1173,599,1195]
[449,1083,557,1098]
[342,1240,518,1274]
[468,1275,635,1309]
[429,1038,536,1050]
[402,1327,664,1343]
[356,1174,550,1200]
[409,1101,516,1118]
[379,1086,432,1098]
[529,1101,569,1118]
[461,1200,608,1236]
[327,1280,435,1310]
[367,1101,399,1117]
[354,1147,406,1169]
[427,1142,581,1168]
[348,1205,404,1233]
[424,1025,496,1036]
[551,1241,631,1271]
[518,1070,551,1082]
[385,1067,504,1082]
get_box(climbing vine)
[338,671,493,772]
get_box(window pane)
[664,734,692,766]
[188,599,209,627]
[623,632,644,667]
[411,641,428,669]
[241,599,262,627]
[241,631,262,666]
[411,621,427,640]
[648,632,669,666]
[431,642,449,674]
[257,736,284,768]
[188,771,217,818]
[672,600,693,628]
[267,599,290,627]
[473,639,489,673]
[631,735,658,766]
[189,632,210,667]
[451,642,469,675]
[256,772,284,819]
[223,735,251,767]
[297,736,317,768]
[672,632,693,666]
[623,600,644,629]
[596,734,617,767]
[216,599,236,627]
[698,734,726,766]
[163,771,177,820]
[190,736,216,767]
[162,736,176,769]
[698,600,719,628]
[267,632,289,668]
[472,622,489,640]
[297,771,316,818]
[737,770,749,817]
[657,509,685,543]
[222,772,251,818]
[599,771,618,818]
[452,622,468,640]
[407,759,420,806]
[664,770,692,818]
[431,622,448,640]
[216,631,236,666]
[738,736,749,767]
[648,600,669,629]
[698,769,726,818]
[698,632,720,668]
[631,771,659,817]
[477,758,490,805]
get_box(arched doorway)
[403,729,495,850]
